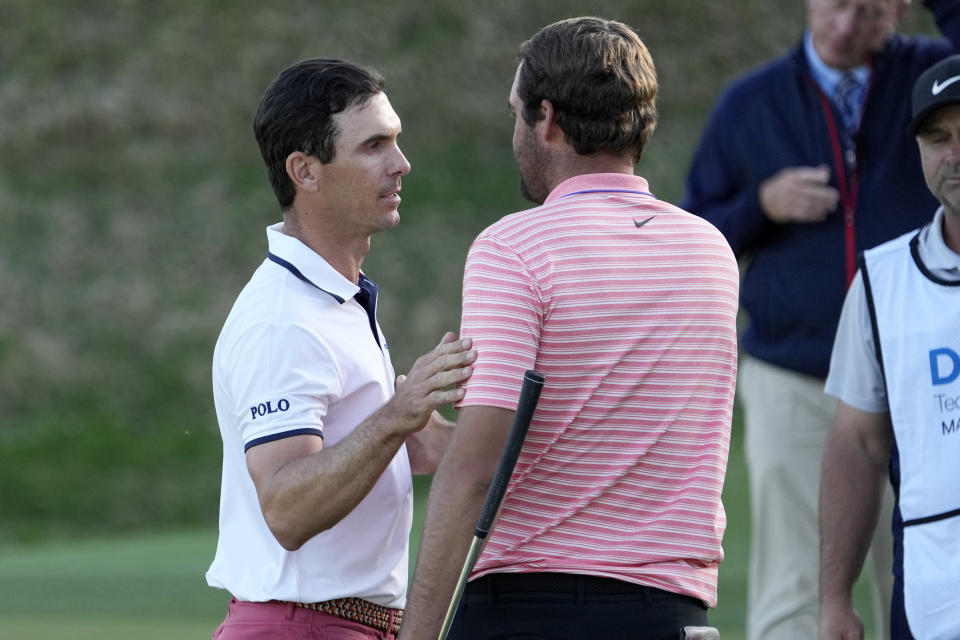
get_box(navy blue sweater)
[682,1,960,378]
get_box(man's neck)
[281,209,367,284]
[943,208,960,256]
[546,152,635,192]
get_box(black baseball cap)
[909,55,960,136]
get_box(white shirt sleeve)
[225,322,341,450]
[824,270,888,413]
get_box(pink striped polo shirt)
[457,173,739,607]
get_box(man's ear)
[285,151,321,194]
[538,98,564,146]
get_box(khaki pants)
[740,357,894,640]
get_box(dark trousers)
[448,573,709,640]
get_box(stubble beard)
[936,169,960,219]
[516,126,548,205]
[519,174,543,205]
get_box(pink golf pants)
[212,597,395,640]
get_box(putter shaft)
[436,536,484,640]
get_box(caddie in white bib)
[862,227,960,640]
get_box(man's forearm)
[400,404,515,639]
[818,416,889,602]
[250,332,476,550]
[400,457,489,639]
[253,409,411,550]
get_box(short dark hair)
[517,17,658,163]
[253,59,385,210]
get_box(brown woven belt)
[291,597,403,634]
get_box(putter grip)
[474,369,544,539]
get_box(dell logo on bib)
[930,348,960,385]
[250,399,290,420]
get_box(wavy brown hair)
[517,17,658,163]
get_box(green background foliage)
[0,0,934,636]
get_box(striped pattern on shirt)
[458,174,739,607]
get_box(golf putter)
[436,369,545,640]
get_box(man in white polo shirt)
[820,55,960,640]
[206,58,476,639]
[400,18,739,640]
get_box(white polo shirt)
[206,222,412,608]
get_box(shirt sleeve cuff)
[243,427,324,452]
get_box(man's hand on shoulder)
[243,333,473,549]
[759,165,841,224]
[383,332,475,436]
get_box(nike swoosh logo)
[932,74,960,95]
[633,215,656,228]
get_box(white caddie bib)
[863,229,960,640]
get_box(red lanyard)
[817,88,859,288]
[813,62,871,288]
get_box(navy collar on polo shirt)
[265,222,362,303]
[353,274,382,348]
[265,222,384,348]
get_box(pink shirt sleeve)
[457,233,543,410]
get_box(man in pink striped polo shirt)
[400,17,739,640]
